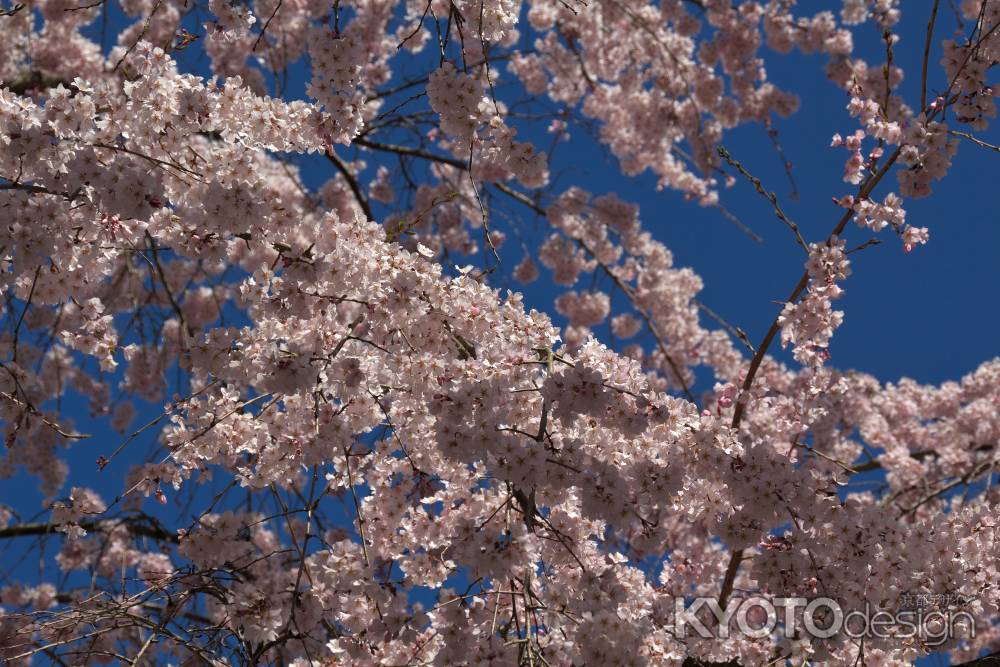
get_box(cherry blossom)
[0,1,998,666]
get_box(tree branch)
[325,147,374,221]
[0,518,179,543]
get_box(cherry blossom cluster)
[427,63,549,188]
[536,187,742,393]
[368,164,395,203]
[207,0,257,40]
[851,191,906,232]
[831,129,870,185]
[849,191,930,252]
[897,118,960,199]
[941,1,1000,131]
[50,487,106,538]
[504,2,866,202]
[306,28,368,141]
[427,62,489,143]
[1,1,999,666]
[455,0,522,44]
[778,239,850,366]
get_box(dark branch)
[0,518,179,543]
[325,148,374,221]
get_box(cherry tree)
[0,0,999,665]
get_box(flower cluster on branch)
[0,0,999,665]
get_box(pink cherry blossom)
[0,2,998,666]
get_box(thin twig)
[253,0,283,52]
[921,0,942,112]
[712,202,763,243]
[717,146,807,252]
[344,443,371,567]
[948,129,1000,152]
[694,299,754,354]
[112,0,164,72]
[143,231,192,339]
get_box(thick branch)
[325,148,374,221]
[0,518,179,543]
[1,71,71,95]
[354,137,466,169]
